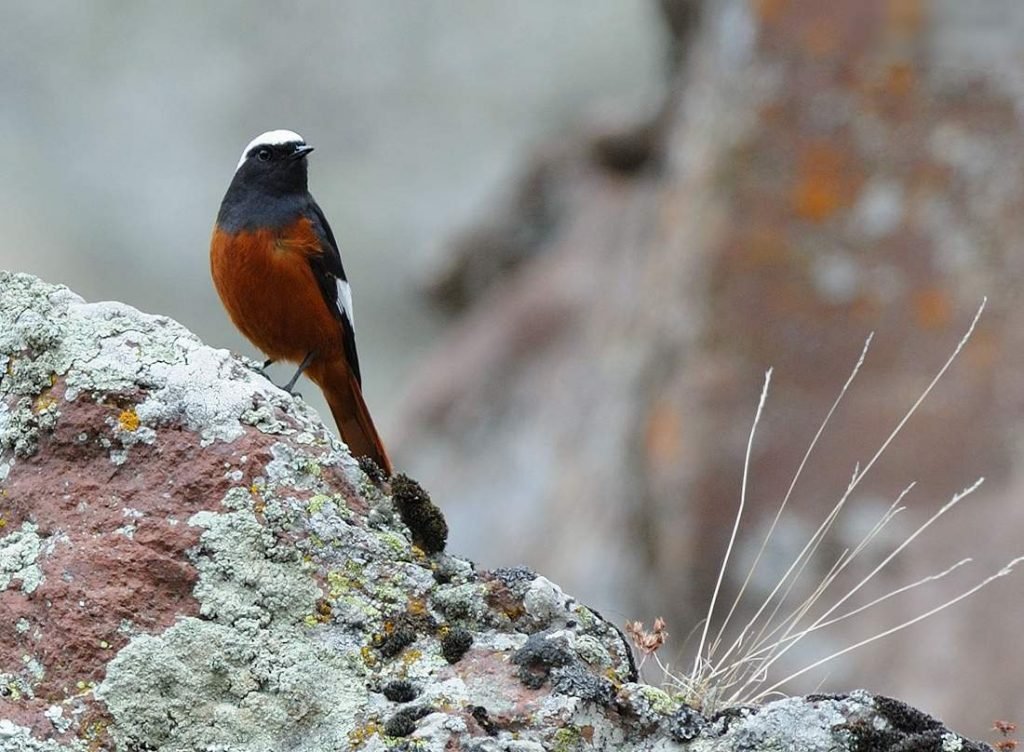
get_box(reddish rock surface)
[0,385,276,739]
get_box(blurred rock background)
[2,0,1023,742]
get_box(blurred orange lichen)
[801,19,840,58]
[912,287,952,330]
[742,225,791,267]
[792,142,853,222]
[645,400,683,469]
[752,0,788,25]
[965,327,999,372]
[884,61,916,98]
[849,293,882,322]
[886,0,924,36]
[758,101,786,126]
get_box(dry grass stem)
[643,298,1022,712]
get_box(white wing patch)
[336,279,354,326]
[235,129,305,171]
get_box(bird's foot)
[256,359,303,397]
[277,351,316,399]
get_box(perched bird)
[210,129,392,475]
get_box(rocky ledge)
[0,271,992,751]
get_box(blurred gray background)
[0,0,662,423]
[4,0,1024,743]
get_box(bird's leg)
[281,351,317,395]
[260,358,275,377]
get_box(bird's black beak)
[291,144,315,160]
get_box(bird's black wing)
[305,197,362,385]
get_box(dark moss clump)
[843,723,903,752]
[839,696,989,752]
[375,625,417,658]
[490,566,537,593]
[511,633,580,690]
[708,706,754,735]
[440,627,473,663]
[382,680,419,703]
[550,662,615,705]
[872,696,942,735]
[508,631,616,703]
[667,705,706,742]
[844,725,986,752]
[383,706,430,737]
[374,611,438,658]
[470,706,497,737]
[390,474,448,554]
[358,456,388,484]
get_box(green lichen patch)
[430,583,489,625]
[550,725,585,752]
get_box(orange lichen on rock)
[117,408,140,432]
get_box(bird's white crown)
[236,129,306,171]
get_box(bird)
[210,129,392,475]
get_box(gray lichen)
[0,522,44,594]
[0,272,312,465]
[0,720,85,752]
[97,618,367,751]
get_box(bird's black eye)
[256,147,272,162]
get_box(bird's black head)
[217,130,317,231]
[230,129,314,197]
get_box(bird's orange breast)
[210,218,343,363]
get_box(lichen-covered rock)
[0,272,992,751]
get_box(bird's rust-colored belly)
[210,219,342,363]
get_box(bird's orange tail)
[307,355,392,476]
